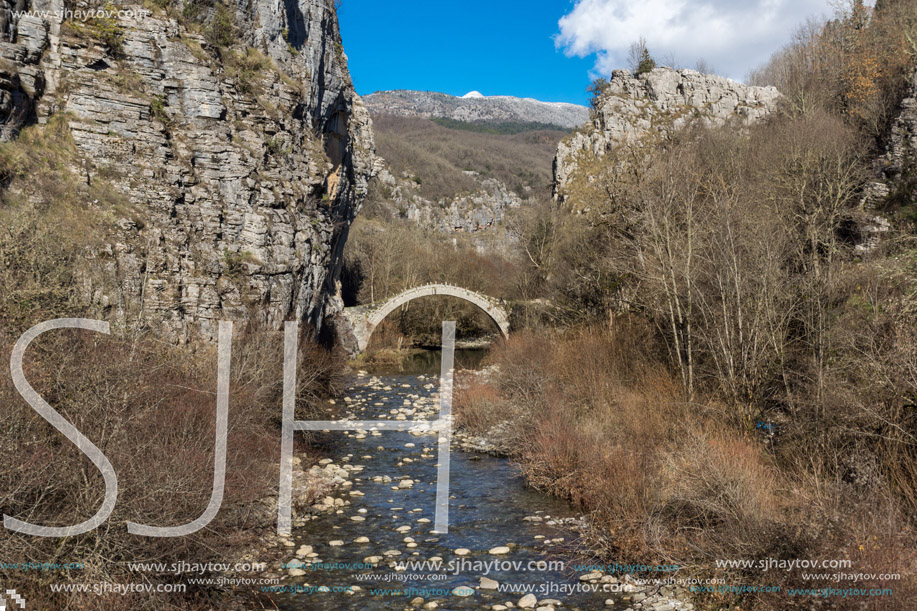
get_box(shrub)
[225,47,272,94]
[205,3,236,50]
[636,49,656,75]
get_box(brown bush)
[457,321,917,609]
[453,381,510,434]
[0,321,345,609]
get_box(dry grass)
[457,321,917,609]
[453,382,509,433]
[0,322,345,609]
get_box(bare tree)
[695,58,715,74]
[627,37,656,74]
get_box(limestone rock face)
[0,7,48,139]
[886,66,917,178]
[374,167,525,234]
[553,67,780,203]
[1,0,376,341]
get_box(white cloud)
[556,0,836,81]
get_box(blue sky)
[337,0,595,105]
[337,0,836,106]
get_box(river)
[275,350,685,610]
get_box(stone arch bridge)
[336,283,511,356]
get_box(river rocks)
[354,536,370,543]
[489,546,511,555]
[519,593,538,608]
[480,576,500,589]
[453,586,475,597]
[455,548,471,556]
[295,545,313,558]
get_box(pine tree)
[637,48,656,75]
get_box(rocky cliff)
[364,90,590,129]
[886,66,917,179]
[373,166,525,233]
[554,67,780,204]
[0,0,375,341]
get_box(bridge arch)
[338,284,510,355]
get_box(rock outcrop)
[364,90,590,129]
[554,67,780,203]
[852,65,917,252]
[1,0,375,341]
[372,167,525,234]
[886,66,917,179]
[0,5,46,140]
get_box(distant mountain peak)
[364,90,590,129]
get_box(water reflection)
[363,348,489,376]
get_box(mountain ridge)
[363,89,590,129]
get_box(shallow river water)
[276,351,674,610]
